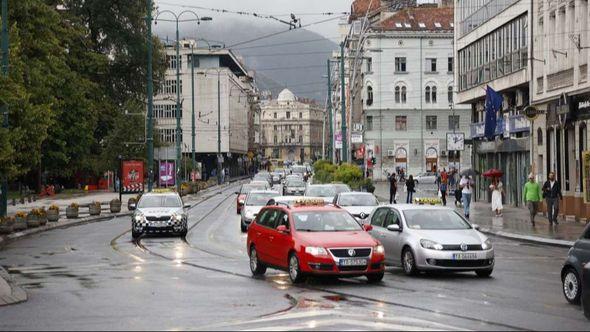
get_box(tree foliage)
[0,0,165,186]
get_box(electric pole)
[191,43,196,177]
[326,59,333,163]
[146,0,154,192]
[217,70,222,185]
[175,19,181,192]
[340,42,347,163]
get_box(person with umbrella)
[483,169,504,217]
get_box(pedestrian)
[542,172,563,225]
[490,177,503,217]
[523,173,543,227]
[406,175,416,204]
[459,175,474,219]
[439,176,448,206]
[388,172,398,204]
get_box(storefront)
[424,140,440,172]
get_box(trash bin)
[583,263,590,320]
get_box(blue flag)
[484,86,503,140]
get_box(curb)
[479,227,575,248]
[0,266,27,306]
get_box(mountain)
[156,17,338,102]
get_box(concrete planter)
[13,217,27,231]
[47,209,59,222]
[110,200,122,213]
[0,222,14,234]
[38,215,48,226]
[89,204,101,216]
[66,206,79,219]
[26,215,41,228]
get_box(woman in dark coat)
[406,175,416,204]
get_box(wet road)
[0,184,588,330]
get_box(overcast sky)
[155,0,353,39]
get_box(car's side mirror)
[276,225,290,234]
[129,203,136,211]
[362,224,373,232]
[387,224,401,232]
[184,204,191,209]
[472,224,480,231]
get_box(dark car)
[561,223,590,304]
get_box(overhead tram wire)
[156,2,349,18]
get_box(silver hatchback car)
[368,204,494,277]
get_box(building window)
[166,55,181,70]
[426,58,437,72]
[426,116,437,130]
[274,112,277,119]
[367,57,372,72]
[537,128,543,145]
[299,125,303,130]
[401,86,407,103]
[272,148,280,158]
[273,136,277,144]
[187,54,199,68]
[432,87,437,103]
[366,116,373,131]
[299,112,303,119]
[425,86,431,103]
[286,112,290,119]
[395,86,401,103]
[449,115,460,130]
[154,104,182,118]
[299,136,303,143]
[395,57,407,72]
[274,125,277,131]
[395,116,407,131]
[367,86,373,106]
[448,57,453,72]
[448,86,453,104]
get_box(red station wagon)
[246,200,386,283]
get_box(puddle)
[323,295,347,302]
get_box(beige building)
[261,89,324,164]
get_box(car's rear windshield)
[339,194,378,207]
[292,166,307,174]
[246,193,278,206]
[241,184,266,194]
[286,180,305,187]
[305,186,336,197]
[293,211,362,232]
[403,209,472,230]
[332,184,352,193]
[138,195,182,208]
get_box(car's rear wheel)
[563,268,581,304]
[249,247,267,276]
[475,268,493,278]
[367,272,385,283]
[288,253,305,284]
[402,248,418,276]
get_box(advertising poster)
[583,151,590,204]
[122,160,144,193]
[159,161,175,187]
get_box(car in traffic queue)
[305,184,351,203]
[253,173,273,187]
[283,178,307,196]
[247,199,386,283]
[291,165,309,181]
[131,191,191,239]
[333,192,380,223]
[561,223,590,305]
[367,204,494,277]
[236,183,269,214]
[271,171,284,185]
[240,190,280,232]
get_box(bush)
[314,170,334,184]
[333,163,363,185]
[313,160,337,173]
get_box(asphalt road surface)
[0,183,588,330]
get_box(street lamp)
[153,10,212,192]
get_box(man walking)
[459,175,474,219]
[523,173,543,227]
[388,172,398,204]
[542,172,563,225]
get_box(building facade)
[531,0,590,220]
[154,40,259,179]
[455,0,532,207]
[260,89,324,165]
[362,5,472,180]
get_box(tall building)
[260,89,324,165]
[455,0,532,206]
[153,40,259,179]
[362,5,471,180]
[531,0,590,220]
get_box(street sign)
[351,133,363,143]
[523,106,544,121]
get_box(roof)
[277,89,296,103]
[378,7,454,32]
[350,0,381,20]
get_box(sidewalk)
[374,181,587,247]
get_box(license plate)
[452,253,477,260]
[339,258,368,266]
[151,222,167,228]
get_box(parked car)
[236,183,269,214]
[240,190,280,232]
[283,178,307,196]
[561,223,590,304]
[334,192,379,222]
[368,204,494,277]
[415,172,437,184]
[131,192,190,239]
[246,200,385,283]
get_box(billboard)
[159,161,175,187]
[122,160,144,193]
